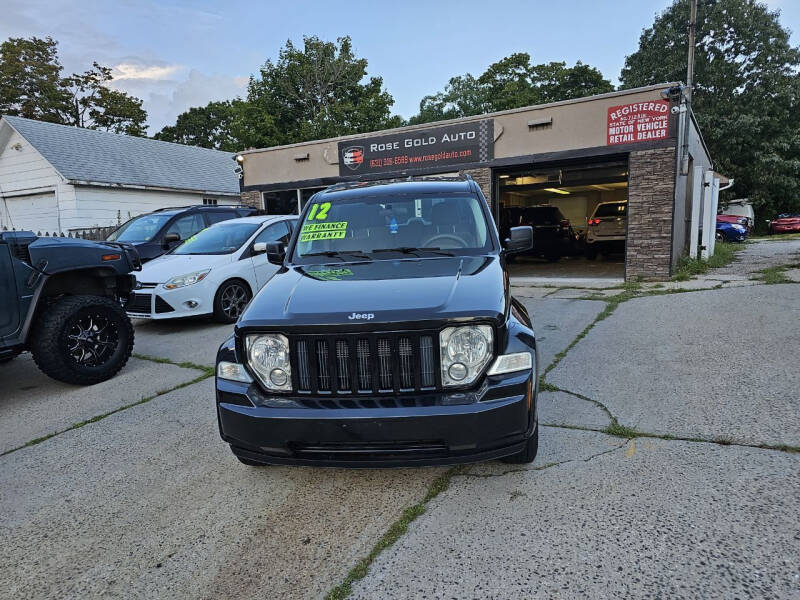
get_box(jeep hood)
[238,256,508,328]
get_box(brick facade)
[459,168,493,213]
[626,147,676,281]
[240,190,262,209]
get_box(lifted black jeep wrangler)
[0,231,140,385]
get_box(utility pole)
[681,0,698,175]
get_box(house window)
[203,198,218,205]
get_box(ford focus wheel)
[213,280,251,324]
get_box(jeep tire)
[30,295,134,385]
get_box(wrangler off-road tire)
[30,295,134,385]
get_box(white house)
[0,116,241,234]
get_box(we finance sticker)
[300,221,348,242]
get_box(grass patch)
[749,232,800,241]
[0,371,213,457]
[751,265,793,285]
[326,469,456,600]
[672,241,741,281]
[538,379,560,393]
[604,421,639,439]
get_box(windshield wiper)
[302,250,372,261]
[372,247,456,257]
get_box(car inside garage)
[496,160,628,280]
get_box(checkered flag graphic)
[478,120,489,162]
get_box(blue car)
[716,221,747,243]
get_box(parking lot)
[1,239,798,600]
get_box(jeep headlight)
[439,325,493,387]
[164,269,210,289]
[246,334,292,391]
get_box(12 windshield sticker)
[300,203,348,241]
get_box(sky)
[2,0,798,135]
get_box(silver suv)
[585,201,627,259]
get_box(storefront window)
[262,190,298,215]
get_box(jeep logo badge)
[348,312,374,320]
[342,146,364,170]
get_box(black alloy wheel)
[30,295,134,385]
[213,280,251,323]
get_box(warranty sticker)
[300,221,348,242]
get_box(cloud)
[112,63,181,81]
[129,70,248,134]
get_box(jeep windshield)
[292,194,494,263]
[107,214,172,242]
[173,222,260,255]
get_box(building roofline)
[1,115,234,157]
[66,179,241,196]
[238,83,680,155]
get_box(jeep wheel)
[213,280,251,324]
[30,295,134,385]
[500,424,539,464]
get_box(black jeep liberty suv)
[215,176,539,467]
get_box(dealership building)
[237,84,723,281]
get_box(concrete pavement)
[548,284,800,447]
[0,379,444,600]
[351,428,799,600]
[0,354,204,454]
[1,239,799,599]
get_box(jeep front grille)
[291,332,439,395]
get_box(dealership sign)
[338,120,494,176]
[607,100,670,146]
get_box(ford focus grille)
[290,332,440,395]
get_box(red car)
[717,214,750,231]
[769,214,800,235]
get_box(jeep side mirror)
[504,226,534,254]
[163,232,180,248]
[252,242,267,255]
[266,241,285,265]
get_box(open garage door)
[496,160,628,282]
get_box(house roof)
[1,116,240,195]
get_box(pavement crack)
[543,386,617,423]
[455,438,629,480]
[543,423,800,455]
[0,371,213,458]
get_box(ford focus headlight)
[439,325,493,387]
[246,334,292,391]
[164,269,210,290]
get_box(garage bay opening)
[496,160,628,282]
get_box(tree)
[154,100,246,150]
[0,36,147,136]
[0,37,70,122]
[409,53,613,125]
[243,36,403,148]
[62,62,147,136]
[620,0,800,220]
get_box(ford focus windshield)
[293,195,494,261]
[173,222,259,255]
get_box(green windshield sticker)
[300,220,347,242]
[307,202,331,221]
[306,268,354,281]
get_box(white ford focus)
[127,215,296,323]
